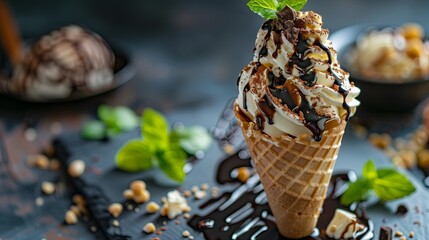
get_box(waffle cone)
[234,103,346,238]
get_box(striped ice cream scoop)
[0,25,115,101]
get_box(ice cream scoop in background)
[235,1,360,238]
[0,0,133,102]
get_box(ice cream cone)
[234,103,346,238]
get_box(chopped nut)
[49,159,61,170]
[24,128,37,142]
[130,180,146,194]
[237,167,250,183]
[188,236,194,240]
[161,197,167,203]
[183,190,192,198]
[68,160,86,177]
[409,231,414,238]
[112,219,120,227]
[194,190,207,200]
[182,205,192,213]
[70,205,81,216]
[35,197,44,206]
[133,190,150,204]
[191,186,199,193]
[123,189,134,200]
[73,194,86,206]
[200,183,209,191]
[223,144,235,154]
[401,23,424,39]
[395,231,403,237]
[108,203,123,218]
[183,213,191,219]
[182,230,191,237]
[369,133,391,149]
[146,202,160,214]
[41,181,55,195]
[211,187,220,197]
[418,149,429,169]
[28,154,49,169]
[160,205,168,217]
[398,149,417,169]
[65,210,78,225]
[143,222,156,234]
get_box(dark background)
[1,0,429,239]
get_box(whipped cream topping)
[237,6,360,141]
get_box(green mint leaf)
[98,105,138,132]
[116,139,155,172]
[247,0,278,20]
[362,160,377,180]
[114,106,139,131]
[278,0,307,11]
[373,168,416,202]
[170,126,212,155]
[81,120,106,140]
[158,146,187,183]
[340,178,372,206]
[142,109,169,150]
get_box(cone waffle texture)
[234,103,346,238]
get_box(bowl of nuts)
[331,23,429,112]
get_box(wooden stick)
[0,0,22,66]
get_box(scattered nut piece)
[200,183,209,191]
[194,190,207,200]
[395,231,403,237]
[369,133,391,149]
[24,128,37,142]
[108,203,123,218]
[133,190,150,204]
[211,187,220,197]
[418,149,429,169]
[123,189,134,200]
[112,219,120,227]
[146,202,160,214]
[237,167,250,183]
[49,159,61,170]
[68,160,86,177]
[223,144,235,154]
[28,154,49,169]
[188,236,194,240]
[409,231,414,238]
[399,237,406,240]
[143,222,156,234]
[182,230,191,237]
[160,205,168,217]
[41,181,55,195]
[183,213,191,219]
[182,205,192,213]
[73,194,86,206]
[183,190,192,198]
[65,210,78,225]
[191,186,199,193]
[131,180,146,194]
[397,149,417,169]
[35,197,44,206]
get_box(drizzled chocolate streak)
[188,150,374,240]
[242,6,352,141]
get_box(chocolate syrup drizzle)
[188,150,374,240]
[240,6,352,141]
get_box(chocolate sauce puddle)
[188,150,374,240]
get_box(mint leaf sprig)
[81,105,139,140]
[340,160,416,206]
[116,109,212,183]
[247,0,307,20]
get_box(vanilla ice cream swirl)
[237,6,360,141]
